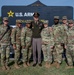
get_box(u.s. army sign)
[1,3,73,26]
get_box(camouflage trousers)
[53,44,63,63]
[42,44,53,63]
[1,45,10,66]
[14,44,21,63]
[66,44,74,66]
[22,42,32,63]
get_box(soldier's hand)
[42,41,48,44]
[65,45,67,49]
[42,41,44,44]
[22,46,25,49]
[13,44,16,49]
[50,46,54,49]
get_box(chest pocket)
[54,26,62,35]
[16,28,21,39]
[25,29,32,37]
[43,28,50,37]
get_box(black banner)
[2,6,73,26]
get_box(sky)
[0,0,74,16]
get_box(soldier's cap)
[33,12,40,18]
[68,20,74,24]
[62,16,67,20]
[3,17,9,21]
[43,20,49,24]
[26,20,31,24]
[54,16,59,20]
[16,20,22,24]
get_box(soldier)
[21,20,32,67]
[41,21,54,68]
[52,16,67,68]
[0,17,11,70]
[11,20,22,69]
[62,16,68,60]
[62,16,68,30]
[31,12,44,67]
[66,20,74,69]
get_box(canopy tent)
[1,0,73,26]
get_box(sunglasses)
[69,23,73,24]
[4,20,9,22]
[18,23,22,24]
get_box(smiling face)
[44,24,48,28]
[26,23,31,28]
[3,20,9,26]
[62,19,67,24]
[17,23,22,27]
[54,19,59,24]
[69,23,74,27]
[33,17,39,21]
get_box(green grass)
[0,61,74,75]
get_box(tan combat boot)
[1,62,7,70]
[14,63,20,69]
[5,63,10,70]
[52,61,57,67]
[2,66,7,70]
[27,62,30,66]
[66,65,73,69]
[45,62,51,68]
[23,62,28,68]
[56,62,60,69]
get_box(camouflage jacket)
[61,24,68,32]
[21,26,32,46]
[11,26,22,45]
[60,24,68,44]
[67,26,74,44]
[52,23,67,45]
[0,24,11,45]
[41,27,54,46]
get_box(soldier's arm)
[60,25,68,45]
[21,27,26,47]
[41,29,44,38]
[11,28,16,45]
[41,22,44,31]
[0,25,2,37]
[41,29,47,44]
[50,31,55,46]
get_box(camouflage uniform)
[0,17,11,69]
[66,20,74,67]
[61,16,68,32]
[61,16,68,60]
[52,16,67,65]
[21,21,32,65]
[41,21,54,64]
[0,24,2,54]
[11,20,22,65]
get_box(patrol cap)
[33,12,40,18]
[62,16,67,20]
[16,20,22,24]
[3,17,8,21]
[43,20,49,24]
[68,20,74,24]
[54,16,59,19]
[25,20,31,24]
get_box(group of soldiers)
[0,17,33,70]
[0,12,74,70]
[41,16,74,69]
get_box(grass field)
[0,61,74,75]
